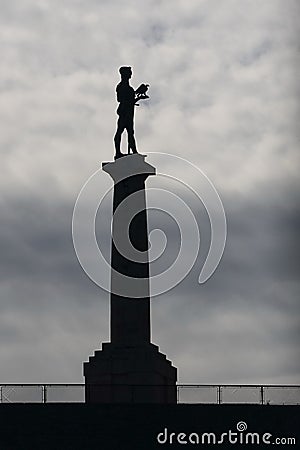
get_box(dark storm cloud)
[1,183,299,382]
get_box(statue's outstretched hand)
[135,93,149,100]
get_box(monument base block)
[84,343,177,403]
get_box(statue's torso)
[116,82,135,117]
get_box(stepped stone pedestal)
[84,154,177,403]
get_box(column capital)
[102,154,156,183]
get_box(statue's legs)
[127,119,137,154]
[114,132,122,156]
[114,116,138,157]
[127,130,137,154]
[114,119,124,157]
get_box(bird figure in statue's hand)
[135,84,149,105]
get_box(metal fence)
[0,384,299,404]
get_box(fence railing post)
[42,385,47,404]
[217,386,222,404]
[260,386,264,405]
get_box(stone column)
[84,154,177,403]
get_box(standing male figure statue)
[114,66,149,158]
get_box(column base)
[84,343,177,404]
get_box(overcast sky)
[0,0,299,385]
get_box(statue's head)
[119,66,132,80]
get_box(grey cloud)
[0,0,299,384]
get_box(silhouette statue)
[114,66,149,158]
